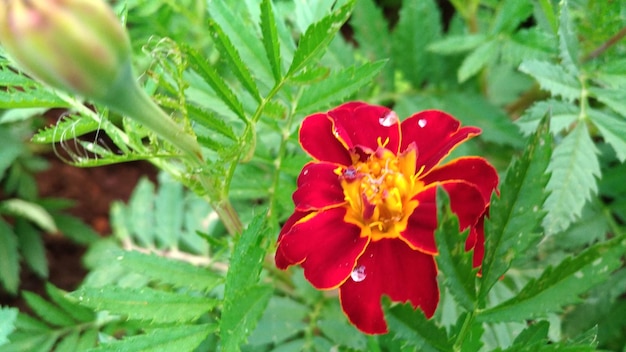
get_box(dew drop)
[350,265,367,282]
[379,111,398,127]
[303,169,309,176]
[418,119,427,128]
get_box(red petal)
[400,110,480,174]
[276,207,368,289]
[328,102,401,154]
[293,162,345,211]
[276,211,311,269]
[444,181,488,230]
[421,157,499,203]
[401,187,438,254]
[299,113,352,165]
[339,239,439,334]
[465,210,486,268]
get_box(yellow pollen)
[340,147,422,241]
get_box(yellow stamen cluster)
[337,147,422,241]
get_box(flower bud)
[0,0,131,100]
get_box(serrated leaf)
[297,60,386,114]
[114,250,222,292]
[589,87,626,117]
[557,0,579,75]
[428,34,487,55]
[351,0,392,74]
[15,219,48,278]
[497,321,550,351]
[0,219,19,294]
[516,99,578,135]
[502,28,556,65]
[209,0,274,86]
[458,40,498,82]
[22,291,77,327]
[287,0,355,75]
[0,199,57,233]
[385,302,453,352]
[45,284,95,323]
[480,117,552,299]
[478,237,625,322]
[31,114,100,144]
[392,0,442,87]
[434,188,477,311]
[209,19,262,102]
[221,214,271,350]
[542,122,600,235]
[155,172,183,248]
[127,178,155,247]
[247,296,308,346]
[187,104,237,141]
[0,332,57,352]
[0,307,18,346]
[588,109,626,162]
[89,324,214,352]
[184,45,247,122]
[519,60,580,101]
[490,0,533,34]
[54,330,80,352]
[71,286,216,323]
[260,0,282,82]
[53,213,100,245]
[0,126,23,180]
[0,79,67,109]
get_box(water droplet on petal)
[418,119,427,128]
[350,265,367,282]
[303,169,309,176]
[379,111,398,127]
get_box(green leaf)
[0,126,23,180]
[385,302,453,352]
[208,19,262,102]
[114,250,222,292]
[458,40,498,82]
[186,104,237,141]
[557,0,579,75]
[434,188,477,311]
[477,237,626,322]
[22,291,77,327]
[391,0,442,87]
[0,332,57,352]
[428,34,487,55]
[588,109,626,162]
[480,117,552,299]
[287,0,355,75]
[90,324,215,352]
[0,199,57,233]
[15,219,48,278]
[221,214,271,351]
[45,284,95,323]
[260,0,282,82]
[70,287,216,323]
[247,296,308,346]
[127,178,155,247]
[0,219,19,294]
[501,28,556,65]
[184,45,247,122]
[54,331,80,352]
[589,87,626,117]
[519,60,580,101]
[0,307,18,346]
[0,67,68,109]
[155,172,184,248]
[516,99,578,135]
[53,213,100,246]
[31,114,100,144]
[297,60,386,114]
[490,0,533,34]
[209,0,274,85]
[497,321,550,351]
[542,122,600,235]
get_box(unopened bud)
[0,0,131,99]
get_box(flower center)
[337,145,422,241]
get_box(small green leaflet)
[458,40,498,83]
[480,116,552,299]
[22,291,77,327]
[428,34,487,55]
[477,236,626,322]
[15,219,48,278]
[489,0,533,35]
[434,188,478,312]
[287,0,355,76]
[30,114,101,144]
[0,66,67,108]
[557,0,579,75]
[0,199,57,233]
[542,122,600,235]
[0,219,19,294]
[70,286,217,323]
[0,307,18,346]
[391,0,442,87]
[260,0,282,82]
[385,302,452,352]
[588,109,626,162]
[296,60,386,114]
[209,19,262,102]
[220,214,272,351]
[89,324,215,352]
[516,99,577,136]
[519,60,580,101]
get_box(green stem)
[453,311,476,352]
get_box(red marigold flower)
[275,102,498,334]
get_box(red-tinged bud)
[0,0,203,160]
